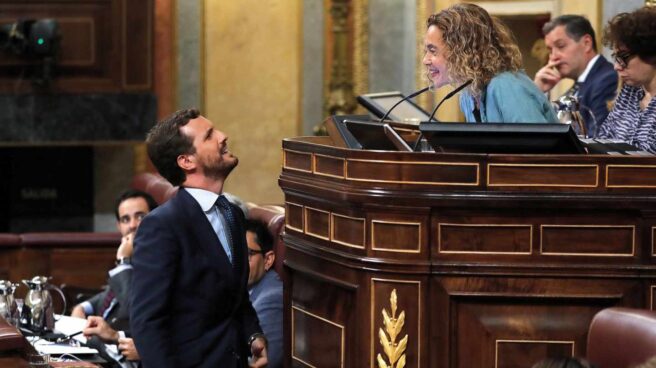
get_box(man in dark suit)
[130,108,267,368]
[534,15,618,137]
[246,219,283,368]
[72,189,158,367]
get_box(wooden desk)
[279,136,656,368]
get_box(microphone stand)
[378,86,431,123]
[412,80,473,151]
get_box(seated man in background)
[534,15,618,136]
[71,189,158,368]
[247,219,283,368]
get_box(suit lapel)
[176,189,235,279]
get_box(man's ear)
[581,34,594,52]
[177,153,196,171]
[264,251,276,271]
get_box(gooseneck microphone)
[412,79,473,151]
[426,79,473,122]
[378,86,432,123]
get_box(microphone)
[412,79,473,151]
[378,86,431,123]
[426,79,473,122]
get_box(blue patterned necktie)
[215,195,238,267]
[567,82,580,97]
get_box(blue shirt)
[459,71,559,123]
[185,188,234,263]
[597,85,656,154]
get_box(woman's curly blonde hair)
[427,3,523,97]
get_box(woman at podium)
[422,3,558,123]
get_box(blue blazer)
[577,56,618,137]
[249,270,283,368]
[130,188,261,368]
[460,71,559,123]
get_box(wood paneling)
[487,164,599,188]
[305,207,330,241]
[0,234,118,299]
[315,154,345,178]
[541,225,635,256]
[607,165,656,188]
[280,137,656,367]
[346,159,480,186]
[284,149,313,173]
[439,223,532,254]
[0,0,153,93]
[290,271,354,368]
[285,202,304,233]
[331,213,365,249]
[371,220,421,253]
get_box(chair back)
[587,307,656,368]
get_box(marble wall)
[203,0,301,205]
[0,94,155,142]
[176,0,203,111]
[368,0,417,95]
[302,0,325,135]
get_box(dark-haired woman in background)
[597,6,656,153]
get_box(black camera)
[0,19,60,86]
[1,19,59,57]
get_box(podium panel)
[279,136,656,368]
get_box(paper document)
[33,340,98,355]
[54,314,88,344]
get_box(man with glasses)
[246,219,282,368]
[534,15,618,136]
[71,189,158,367]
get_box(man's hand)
[116,233,135,259]
[534,61,562,92]
[71,305,86,319]
[118,337,140,361]
[249,336,268,368]
[83,316,119,343]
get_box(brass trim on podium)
[304,206,331,241]
[283,149,314,173]
[292,305,345,368]
[370,278,421,368]
[495,339,575,368]
[331,213,366,249]
[438,223,533,255]
[371,220,422,253]
[285,202,304,233]
[346,158,480,186]
[606,164,656,188]
[487,163,599,187]
[539,225,636,257]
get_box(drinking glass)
[27,352,50,368]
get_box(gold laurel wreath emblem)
[376,289,408,368]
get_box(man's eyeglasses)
[247,249,264,258]
[612,50,635,69]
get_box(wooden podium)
[279,134,656,368]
